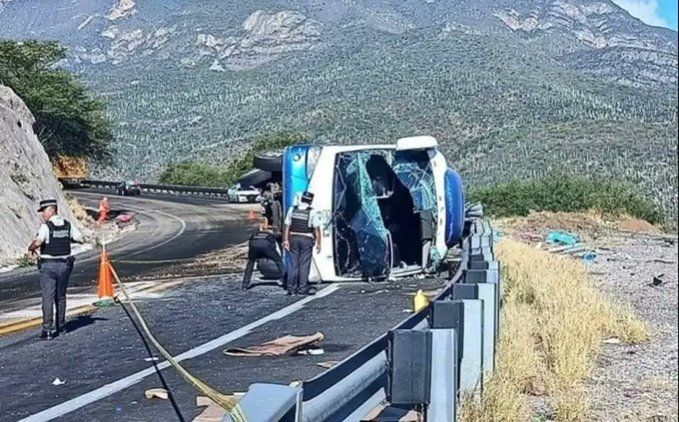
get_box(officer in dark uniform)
[283,191,321,296]
[27,199,85,340]
[261,187,283,235]
[242,220,285,290]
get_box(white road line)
[19,284,341,422]
[143,208,187,250]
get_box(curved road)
[0,190,444,422]
[0,190,254,310]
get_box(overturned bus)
[282,136,465,282]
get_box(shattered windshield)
[333,149,438,279]
[333,152,391,279]
[393,150,437,212]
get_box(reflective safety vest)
[290,207,313,235]
[40,221,72,257]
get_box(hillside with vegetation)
[0,0,676,218]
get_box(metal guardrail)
[224,218,501,421]
[81,180,231,199]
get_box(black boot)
[39,330,53,340]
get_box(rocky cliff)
[0,85,81,266]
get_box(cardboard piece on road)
[144,388,169,400]
[193,395,244,422]
[362,404,421,421]
[224,332,324,357]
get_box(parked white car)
[227,184,261,203]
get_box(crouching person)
[242,220,285,290]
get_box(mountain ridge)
[0,0,676,217]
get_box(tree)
[159,132,307,187]
[0,39,113,161]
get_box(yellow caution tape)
[109,264,248,422]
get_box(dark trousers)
[288,235,314,294]
[39,259,73,331]
[242,240,285,288]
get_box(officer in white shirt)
[27,199,85,340]
[282,191,321,295]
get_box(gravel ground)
[586,232,678,421]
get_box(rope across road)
[109,263,249,422]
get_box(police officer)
[282,191,321,296]
[27,199,85,340]
[242,220,285,290]
[261,187,283,234]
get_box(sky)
[612,0,678,30]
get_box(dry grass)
[552,387,588,422]
[65,194,90,223]
[459,302,538,422]
[642,376,675,393]
[460,238,648,421]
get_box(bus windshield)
[332,149,437,279]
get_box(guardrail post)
[463,269,500,326]
[452,283,497,379]
[387,330,432,406]
[430,300,483,396]
[426,328,457,422]
[222,383,302,422]
[467,235,493,251]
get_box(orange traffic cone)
[94,251,115,307]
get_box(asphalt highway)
[0,190,253,310]
[0,189,446,422]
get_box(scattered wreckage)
[246,136,466,283]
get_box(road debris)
[546,230,579,246]
[413,289,429,312]
[652,274,665,286]
[297,347,325,356]
[224,333,324,357]
[144,388,169,400]
[317,361,340,369]
[582,251,598,264]
[51,378,66,386]
[362,404,421,421]
[193,395,244,422]
[651,259,676,264]
[603,338,622,345]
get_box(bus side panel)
[282,145,313,281]
[430,151,450,265]
[444,168,465,246]
[283,145,313,213]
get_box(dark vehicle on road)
[117,180,141,196]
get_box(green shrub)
[17,253,36,268]
[468,174,664,224]
[158,162,230,187]
[158,132,305,187]
[0,40,113,161]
